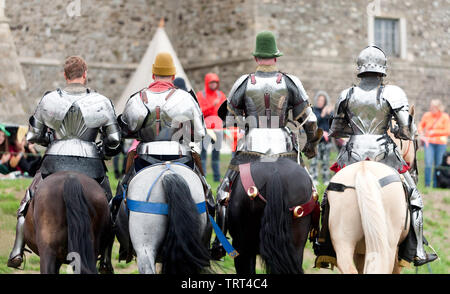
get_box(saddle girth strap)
[327,174,401,192]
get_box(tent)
[115,19,193,113]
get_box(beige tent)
[115,19,193,113]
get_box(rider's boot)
[312,190,337,269]
[210,168,237,260]
[7,189,32,269]
[99,175,113,202]
[401,172,438,266]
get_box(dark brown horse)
[227,157,318,274]
[23,171,113,274]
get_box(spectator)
[0,124,11,175]
[173,77,187,91]
[418,99,450,187]
[310,91,333,186]
[196,73,226,181]
[436,152,450,189]
[8,126,41,177]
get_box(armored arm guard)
[385,85,415,140]
[27,115,51,146]
[121,92,149,136]
[190,94,207,144]
[101,99,121,156]
[26,93,52,146]
[285,74,321,158]
[224,75,248,128]
[285,74,318,139]
[329,88,353,138]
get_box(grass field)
[0,149,448,274]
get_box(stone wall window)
[374,17,400,57]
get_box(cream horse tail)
[355,162,390,273]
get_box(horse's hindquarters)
[127,164,209,274]
[328,161,408,274]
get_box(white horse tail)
[355,162,390,273]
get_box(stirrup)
[414,253,438,267]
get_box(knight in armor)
[7,56,121,268]
[211,31,322,259]
[110,52,214,223]
[314,46,438,267]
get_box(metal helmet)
[356,45,387,77]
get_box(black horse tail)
[259,169,302,274]
[63,175,97,274]
[160,173,210,274]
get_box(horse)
[327,161,409,274]
[126,162,212,274]
[23,171,114,274]
[227,157,318,274]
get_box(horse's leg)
[134,245,157,274]
[292,216,311,274]
[334,242,358,274]
[234,252,257,274]
[39,248,59,274]
[130,213,166,274]
[392,250,403,274]
[354,253,365,274]
[98,224,115,274]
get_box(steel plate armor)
[226,69,317,155]
[27,84,120,159]
[121,88,206,156]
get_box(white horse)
[328,161,410,274]
[126,162,211,274]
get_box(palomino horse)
[227,157,319,274]
[327,161,409,274]
[126,162,211,274]
[24,171,113,274]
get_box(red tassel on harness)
[330,162,345,173]
[398,164,410,174]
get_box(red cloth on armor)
[147,81,174,92]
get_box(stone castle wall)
[2,0,449,124]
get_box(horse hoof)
[98,264,114,274]
[7,256,23,269]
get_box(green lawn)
[0,149,448,274]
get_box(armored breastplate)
[138,89,180,142]
[345,86,392,135]
[244,72,289,128]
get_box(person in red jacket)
[196,73,226,182]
